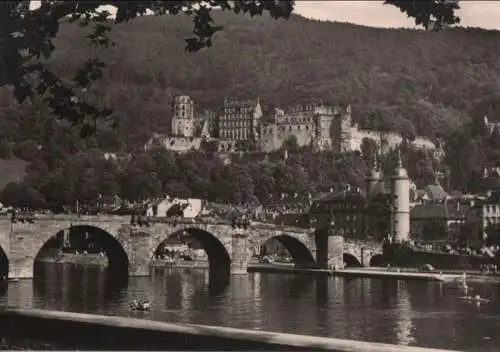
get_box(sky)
[28,1,500,31]
[294,1,500,30]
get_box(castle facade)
[144,95,438,155]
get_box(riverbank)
[0,307,460,351]
[36,253,108,266]
[150,259,210,269]
[248,265,457,281]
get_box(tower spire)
[397,148,403,168]
[374,150,380,171]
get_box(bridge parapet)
[0,214,129,223]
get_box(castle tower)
[331,104,352,153]
[171,95,195,137]
[391,149,410,243]
[366,152,381,196]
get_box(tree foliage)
[0,146,371,211]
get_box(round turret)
[391,149,410,243]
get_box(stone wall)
[390,248,497,270]
[0,216,383,278]
[151,136,203,153]
[0,308,454,352]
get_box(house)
[182,198,203,218]
[146,197,203,218]
[146,198,174,217]
[466,191,500,247]
[412,183,450,204]
[410,199,470,241]
[260,193,312,225]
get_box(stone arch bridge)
[0,215,383,279]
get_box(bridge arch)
[152,227,231,272]
[33,225,129,276]
[259,234,315,266]
[0,245,8,279]
[343,253,362,267]
[369,254,385,267]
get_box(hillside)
[1,11,499,151]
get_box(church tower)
[171,95,195,137]
[366,152,381,196]
[391,150,410,243]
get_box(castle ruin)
[144,95,438,155]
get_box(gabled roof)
[309,190,366,214]
[312,189,366,203]
[423,184,449,201]
[263,194,311,207]
[410,203,470,220]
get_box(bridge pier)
[314,230,344,270]
[9,227,37,279]
[231,230,250,275]
[360,248,372,268]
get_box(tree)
[282,135,299,154]
[385,0,460,31]
[13,139,39,161]
[0,1,460,135]
[360,138,378,166]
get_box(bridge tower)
[315,220,344,270]
[391,149,410,243]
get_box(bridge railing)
[0,213,313,233]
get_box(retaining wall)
[0,307,459,351]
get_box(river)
[1,263,500,351]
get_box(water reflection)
[3,264,500,351]
[394,281,415,346]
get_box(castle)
[144,95,438,155]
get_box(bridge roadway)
[0,214,383,279]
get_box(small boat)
[458,295,490,303]
[7,278,19,283]
[129,300,151,311]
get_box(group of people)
[480,264,498,274]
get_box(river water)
[1,263,500,352]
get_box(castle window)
[306,125,309,130]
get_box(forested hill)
[1,11,500,151]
